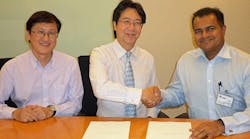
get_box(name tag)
[216,94,233,107]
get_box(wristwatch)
[47,105,56,117]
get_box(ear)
[25,30,31,43]
[222,25,226,35]
[113,21,117,31]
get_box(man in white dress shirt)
[90,0,161,118]
[0,11,84,122]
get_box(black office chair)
[78,56,97,116]
[0,57,17,108]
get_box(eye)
[134,21,142,26]
[194,29,202,35]
[48,32,56,36]
[123,20,130,25]
[38,30,45,35]
[206,26,215,32]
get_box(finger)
[190,128,202,137]
[21,111,37,122]
[192,129,208,139]
[25,108,40,122]
[32,107,47,120]
[153,87,160,96]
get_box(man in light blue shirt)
[0,11,83,122]
[159,7,250,138]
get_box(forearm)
[0,104,17,119]
[221,109,250,135]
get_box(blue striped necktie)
[124,52,136,117]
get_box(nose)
[127,22,136,30]
[201,30,210,38]
[42,33,50,41]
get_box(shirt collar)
[194,43,231,60]
[113,39,137,59]
[28,50,55,69]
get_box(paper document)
[82,121,130,139]
[146,121,191,139]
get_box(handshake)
[141,86,162,108]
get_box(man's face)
[193,14,226,59]
[26,22,58,58]
[114,8,143,50]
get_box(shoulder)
[0,51,30,75]
[90,41,117,62]
[2,51,29,68]
[135,47,154,61]
[228,46,250,60]
[91,41,114,55]
[53,50,78,67]
[178,49,199,63]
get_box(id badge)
[216,94,233,107]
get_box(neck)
[205,47,222,60]
[32,51,52,67]
[117,40,135,52]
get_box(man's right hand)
[12,105,54,122]
[12,106,39,122]
[141,86,162,108]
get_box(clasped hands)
[12,105,54,123]
[141,86,162,108]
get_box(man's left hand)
[189,120,225,139]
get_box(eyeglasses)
[118,19,142,27]
[31,30,58,39]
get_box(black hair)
[192,7,224,28]
[26,11,61,33]
[112,0,146,38]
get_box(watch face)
[47,105,56,111]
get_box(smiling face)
[193,14,226,60]
[113,8,143,51]
[26,22,58,59]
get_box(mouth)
[39,42,51,47]
[199,37,214,44]
[126,32,136,38]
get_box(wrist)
[12,109,18,120]
[47,105,56,117]
[217,119,225,133]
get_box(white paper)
[146,121,191,139]
[82,121,130,139]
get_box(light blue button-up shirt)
[0,50,84,119]
[160,43,250,135]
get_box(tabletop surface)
[0,116,249,139]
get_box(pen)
[218,81,222,92]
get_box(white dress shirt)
[160,43,250,135]
[0,50,84,119]
[90,39,159,117]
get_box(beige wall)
[1,0,249,117]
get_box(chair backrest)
[78,56,97,116]
[0,58,12,68]
[0,58,17,108]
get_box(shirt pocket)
[217,83,246,114]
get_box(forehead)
[193,14,220,29]
[120,8,141,20]
[31,22,57,30]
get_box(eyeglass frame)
[31,30,58,39]
[118,18,143,27]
